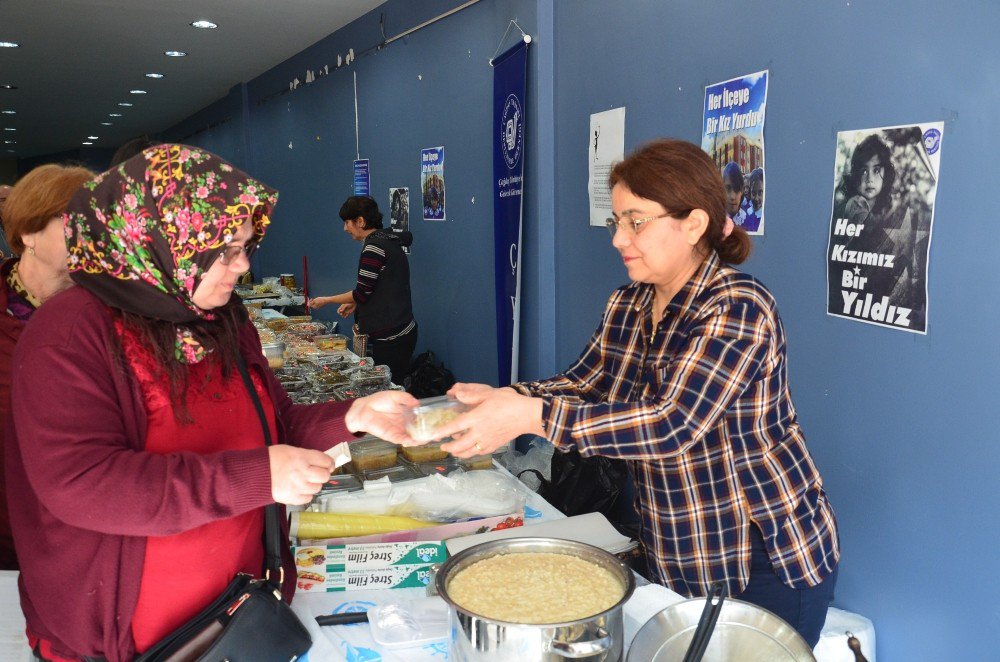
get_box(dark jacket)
[354,229,414,338]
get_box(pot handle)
[549,627,613,658]
[682,581,726,662]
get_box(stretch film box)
[293,541,447,593]
[294,541,447,570]
[297,564,438,593]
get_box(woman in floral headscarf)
[6,145,416,662]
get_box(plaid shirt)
[514,253,839,597]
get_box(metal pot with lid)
[435,537,636,661]
[627,582,816,662]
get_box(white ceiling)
[0,0,387,159]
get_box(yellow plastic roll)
[291,511,436,539]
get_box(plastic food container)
[348,436,399,472]
[400,440,449,463]
[404,396,470,443]
[415,459,460,477]
[457,454,495,470]
[315,334,349,351]
[317,474,363,494]
[362,463,421,483]
[261,342,286,369]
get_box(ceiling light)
[0,42,19,49]
[145,73,164,79]
[0,85,16,90]
[109,113,123,117]
[3,127,15,132]
[87,135,99,140]
[2,140,13,145]
[1,110,13,114]
[164,50,187,57]
[82,141,93,145]
[118,102,133,107]
[100,122,112,126]
[191,20,218,29]
[130,89,147,95]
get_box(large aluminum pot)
[627,595,816,662]
[435,537,636,661]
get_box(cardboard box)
[295,564,438,593]
[293,541,448,570]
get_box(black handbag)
[135,357,311,662]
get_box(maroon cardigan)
[6,286,355,661]
[0,257,25,570]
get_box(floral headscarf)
[65,144,277,324]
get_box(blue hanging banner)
[353,158,370,196]
[492,41,528,386]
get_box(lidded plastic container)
[404,396,470,443]
[347,435,399,473]
[400,440,449,463]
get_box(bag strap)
[234,355,284,591]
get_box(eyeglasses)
[217,243,253,265]
[605,212,672,237]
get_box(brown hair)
[3,163,95,254]
[609,138,751,264]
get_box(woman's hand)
[308,296,327,310]
[268,445,334,505]
[345,390,420,445]
[338,302,356,317]
[436,383,545,457]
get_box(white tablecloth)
[0,571,31,661]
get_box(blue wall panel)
[553,1,1000,660]
[159,0,999,657]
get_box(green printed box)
[294,541,447,571]
[296,564,437,593]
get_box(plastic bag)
[403,351,456,398]
[537,447,630,518]
[499,437,555,491]
[310,470,525,522]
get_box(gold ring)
[475,442,483,451]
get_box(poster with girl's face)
[389,187,410,254]
[825,122,943,334]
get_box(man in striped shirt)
[310,196,417,379]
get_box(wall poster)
[825,122,943,334]
[389,187,410,254]
[421,146,445,221]
[588,107,625,227]
[701,70,768,234]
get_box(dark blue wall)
[160,0,999,658]
[552,1,998,660]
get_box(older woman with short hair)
[0,163,96,570]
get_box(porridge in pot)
[446,552,624,624]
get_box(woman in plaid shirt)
[422,139,840,646]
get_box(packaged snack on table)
[457,454,495,470]
[347,435,399,473]
[317,473,363,494]
[400,440,449,463]
[404,396,470,443]
[315,334,349,351]
[261,341,286,369]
